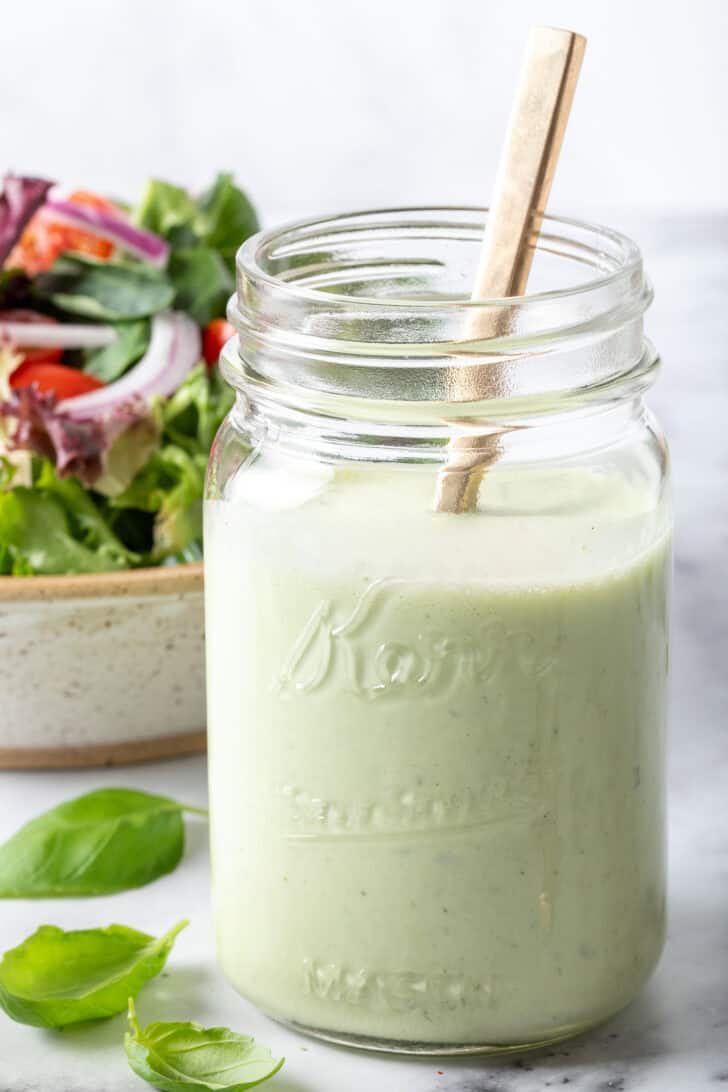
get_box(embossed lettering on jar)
[204,209,671,1054]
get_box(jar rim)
[236,205,643,309]
[228,206,655,417]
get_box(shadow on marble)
[270,1078,318,1092]
[33,967,219,1056]
[137,961,218,1013]
[302,1000,668,1092]
[41,1011,128,1055]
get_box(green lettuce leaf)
[93,407,162,498]
[111,446,206,561]
[0,921,187,1028]
[0,268,33,310]
[0,483,135,574]
[106,365,232,563]
[82,318,151,381]
[162,363,234,453]
[133,180,199,247]
[34,254,174,321]
[0,543,32,575]
[133,174,258,276]
[168,248,233,327]
[153,450,207,558]
[34,461,138,550]
[195,173,259,273]
[0,454,17,489]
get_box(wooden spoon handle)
[434,26,586,514]
[472,26,586,304]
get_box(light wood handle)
[434,26,586,514]
[472,26,586,304]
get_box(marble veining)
[0,213,725,1090]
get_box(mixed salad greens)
[0,172,257,575]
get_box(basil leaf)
[83,318,151,381]
[0,788,205,897]
[0,921,187,1029]
[125,1000,284,1091]
[34,254,174,320]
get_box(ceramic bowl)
[0,563,206,768]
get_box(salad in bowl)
[0,172,256,767]
[0,172,256,574]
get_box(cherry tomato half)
[7,190,121,275]
[202,318,235,368]
[10,361,105,400]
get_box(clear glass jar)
[204,208,671,1055]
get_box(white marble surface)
[0,214,726,1091]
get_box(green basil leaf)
[34,255,174,320]
[83,318,151,381]
[0,788,205,897]
[125,999,284,1091]
[0,921,187,1029]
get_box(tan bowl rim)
[0,561,204,602]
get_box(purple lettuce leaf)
[1,386,105,485]
[0,387,159,492]
[0,174,54,266]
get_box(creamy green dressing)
[205,462,669,1049]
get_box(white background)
[3,0,726,224]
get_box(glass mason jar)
[204,208,671,1055]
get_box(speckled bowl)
[0,563,206,767]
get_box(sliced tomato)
[202,318,235,368]
[66,190,119,213]
[10,362,105,399]
[0,309,63,364]
[7,190,122,275]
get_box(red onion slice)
[0,322,117,349]
[45,196,170,269]
[59,311,201,417]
